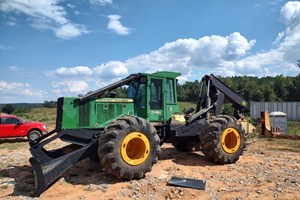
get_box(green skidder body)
[60,97,135,129]
[58,71,180,130]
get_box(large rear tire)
[98,116,161,179]
[200,115,246,164]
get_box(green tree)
[288,73,300,101]
[1,104,14,114]
[114,87,128,98]
[274,75,292,101]
[222,103,234,115]
[43,101,57,108]
[263,85,276,101]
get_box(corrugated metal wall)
[250,102,300,121]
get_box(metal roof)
[269,111,287,116]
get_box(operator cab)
[127,71,180,123]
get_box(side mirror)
[17,121,23,125]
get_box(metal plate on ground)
[168,176,206,190]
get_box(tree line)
[0,103,43,114]
[177,73,300,102]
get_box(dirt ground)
[0,137,299,200]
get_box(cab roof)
[141,71,181,79]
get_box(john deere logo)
[151,111,161,115]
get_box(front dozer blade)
[29,129,99,197]
[29,157,47,196]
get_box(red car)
[0,113,47,141]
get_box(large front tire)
[200,116,246,164]
[98,116,161,179]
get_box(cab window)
[136,83,146,109]
[166,79,175,103]
[150,79,162,109]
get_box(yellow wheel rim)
[121,132,150,166]
[221,128,241,154]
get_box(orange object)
[259,111,272,137]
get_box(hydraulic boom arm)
[79,73,141,102]
[206,74,248,110]
[187,74,248,123]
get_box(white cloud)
[46,62,128,96]
[46,63,127,78]
[281,1,300,27]
[6,21,17,26]
[45,66,93,76]
[5,16,18,27]
[225,32,256,59]
[67,4,76,9]
[0,80,46,98]
[0,44,12,50]
[234,1,300,76]
[122,32,256,77]
[52,80,88,94]
[107,15,131,35]
[90,0,113,6]
[55,23,88,39]
[0,0,88,39]
[273,32,285,45]
[280,1,300,60]
[9,66,22,72]
[93,61,128,77]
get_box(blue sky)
[0,0,300,103]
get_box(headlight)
[43,124,47,130]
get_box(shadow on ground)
[0,138,28,144]
[160,146,216,167]
[0,159,121,198]
[0,165,34,197]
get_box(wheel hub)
[221,128,241,154]
[121,132,150,166]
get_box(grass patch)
[16,107,56,124]
[288,121,300,135]
[266,138,300,152]
[0,142,28,150]
[250,137,300,153]
[178,101,196,113]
